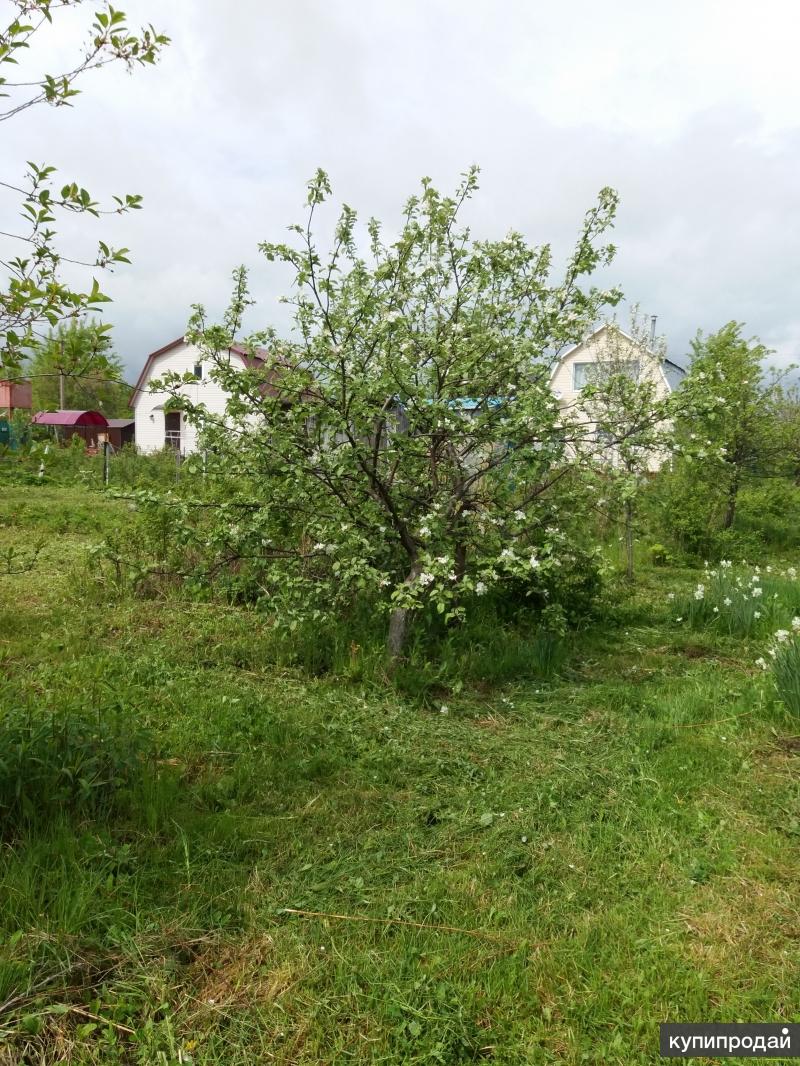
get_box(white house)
[130,337,268,454]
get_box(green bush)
[647,469,800,561]
[736,481,800,550]
[0,706,151,833]
[649,542,673,567]
[483,547,604,627]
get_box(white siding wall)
[133,341,245,454]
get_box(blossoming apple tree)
[157,169,624,656]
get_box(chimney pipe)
[649,315,657,347]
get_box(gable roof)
[129,337,270,408]
[553,323,687,391]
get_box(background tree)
[1,1,169,373]
[575,313,675,581]
[26,320,130,414]
[773,383,800,486]
[154,169,622,658]
[669,323,792,550]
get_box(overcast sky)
[5,0,800,381]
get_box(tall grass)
[0,439,200,491]
[766,623,800,716]
[0,705,151,833]
[265,600,568,702]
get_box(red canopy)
[32,410,109,427]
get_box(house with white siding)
[130,337,269,454]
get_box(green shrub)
[480,547,604,627]
[649,542,673,567]
[708,526,765,563]
[736,481,800,550]
[0,706,150,833]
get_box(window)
[573,360,640,390]
[193,363,203,379]
[572,362,592,389]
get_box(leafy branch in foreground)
[1,1,169,371]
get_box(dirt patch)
[190,935,302,1012]
[774,735,800,754]
[471,714,510,731]
[678,874,799,977]
[679,644,718,660]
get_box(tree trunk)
[386,562,421,663]
[386,605,410,661]
[624,499,634,582]
[454,541,467,582]
[723,470,739,530]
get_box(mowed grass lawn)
[1,486,799,1064]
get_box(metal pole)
[59,337,65,408]
[103,440,110,486]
